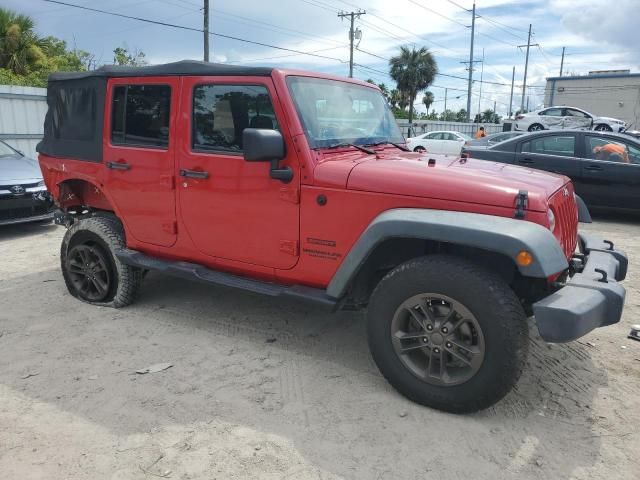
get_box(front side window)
[427,132,444,140]
[111,85,171,148]
[528,135,575,156]
[192,84,279,153]
[586,136,636,163]
[286,76,403,148]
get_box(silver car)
[0,140,53,225]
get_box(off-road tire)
[367,255,529,413]
[61,216,143,308]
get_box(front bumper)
[532,233,627,343]
[0,191,54,226]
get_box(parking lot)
[0,213,639,480]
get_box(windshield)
[286,76,404,149]
[0,141,19,157]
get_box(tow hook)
[594,268,608,283]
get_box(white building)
[544,70,640,127]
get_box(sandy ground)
[1,213,639,480]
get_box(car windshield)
[286,76,404,149]
[0,141,18,158]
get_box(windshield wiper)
[364,141,410,152]
[325,143,375,154]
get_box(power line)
[42,0,348,63]
[407,0,468,28]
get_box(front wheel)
[528,123,544,132]
[367,255,529,413]
[594,124,613,132]
[413,146,427,153]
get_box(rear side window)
[540,108,563,116]
[52,86,97,141]
[525,135,575,156]
[111,85,171,148]
[192,84,279,153]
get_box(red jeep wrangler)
[38,61,627,413]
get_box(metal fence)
[396,120,508,138]
[0,85,47,159]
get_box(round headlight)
[547,209,556,231]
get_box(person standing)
[475,126,486,139]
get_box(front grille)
[549,183,579,258]
[0,181,41,190]
[0,205,50,221]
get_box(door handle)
[106,161,131,171]
[519,158,534,164]
[585,165,603,171]
[180,169,209,179]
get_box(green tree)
[389,46,438,127]
[439,109,457,121]
[113,46,146,66]
[0,8,45,75]
[456,109,468,122]
[422,91,434,112]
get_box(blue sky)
[5,0,640,117]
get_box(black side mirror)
[242,128,292,183]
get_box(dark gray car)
[0,140,53,225]
[462,130,640,210]
[465,131,524,149]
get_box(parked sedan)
[465,131,524,149]
[406,130,472,154]
[0,140,54,225]
[462,130,640,210]
[515,106,626,133]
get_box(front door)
[579,135,640,208]
[177,77,300,270]
[103,78,179,247]
[562,108,592,130]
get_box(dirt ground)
[1,212,639,480]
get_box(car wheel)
[594,124,613,132]
[367,255,529,413]
[413,146,426,153]
[528,123,544,132]
[61,216,143,308]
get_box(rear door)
[538,107,564,130]
[514,133,582,178]
[579,135,640,208]
[103,78,178,247]
[442,132,464,155]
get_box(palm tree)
[0,8,45,75]
[389,46,438,126]
[389,89,401,109]
[422,91,434,112]
[377,82,389,101]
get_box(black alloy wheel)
[66,243,113,302]
[390,293,485,386]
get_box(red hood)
[314,150,568,212]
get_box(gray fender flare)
[326,209,569,299]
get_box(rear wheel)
[528,123,544,132]
[413,146,426,153]
[367,255,529,413]
[594,123,613,132]
[61,216,143,308]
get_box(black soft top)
[48,60,273,81]
[38,60,273,162]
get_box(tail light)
[516,114,525,120]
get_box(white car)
[514,106,626,132]
[406,130,473,154]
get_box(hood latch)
[514,190,528,219]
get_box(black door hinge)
[514,190,528,219]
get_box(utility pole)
[465,1,476,122]
[203,0,210,62]
[526,95,530,112]
[444,88,448,117]
[338,10,365,78]
[559,46,565,77]
[493,100,496,120]
[476,48,484,121]
[518,24,538,113]
[509,66,515,118]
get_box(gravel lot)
[1,213,639,480]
